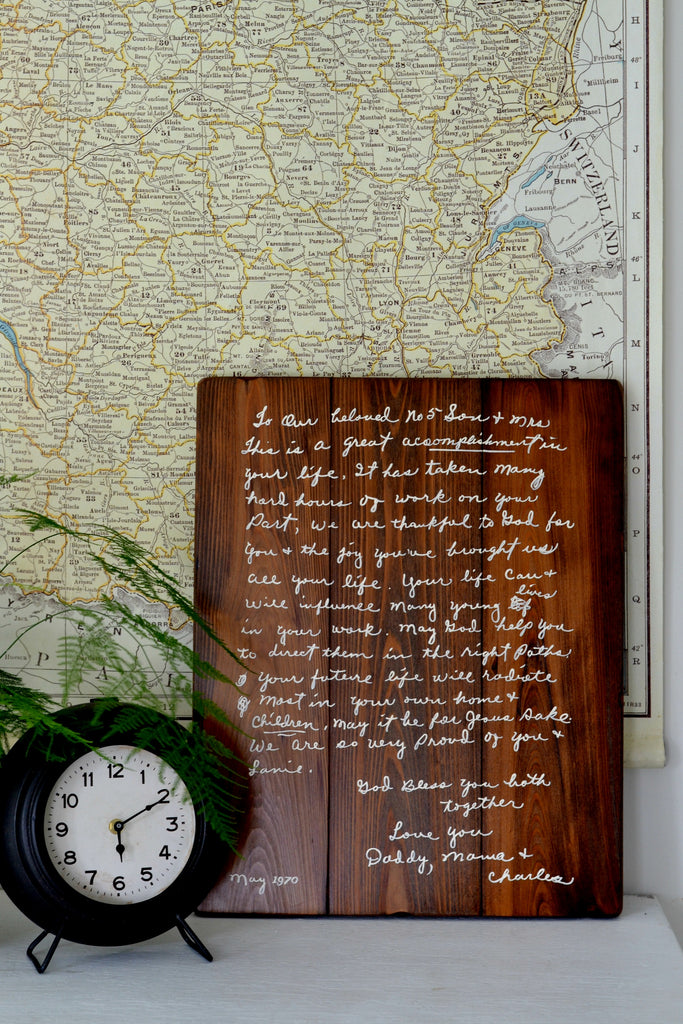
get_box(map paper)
[0,1,662,765]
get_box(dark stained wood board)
[478,380,624,916]
[327,378,484,915]
[194,377,623,917]
[194,378,330,913]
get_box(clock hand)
[113,820,126,862]
[110,792,172,860]
[117,792,171,829]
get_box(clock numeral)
[140,769,146,784]
[55,821,68,837]
[63,850,77,865]
[82,771,94,787]
[157,788,170,804]
[108,763,124,779]
[159,845,171,860]
[113,876,126,891]
[61,793,78,809]
[85,869,97,886]
[166,816,179,832]
[140,867,153,882]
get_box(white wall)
[623,0,683,943]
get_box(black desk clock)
[0,702,231,972]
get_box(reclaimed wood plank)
[194,376,330,913]
[478,379,623,916]
[327,378,484,915]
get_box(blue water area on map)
[0,318,33,394]
[520,166,549,189]
[489,215,545,248]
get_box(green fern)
[0,510,250,849]
[0,670,108,759]
[0,669,56,750]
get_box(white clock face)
[43,745,197,905]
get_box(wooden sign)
[194,378,623,917]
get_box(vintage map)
[0,1,662,763]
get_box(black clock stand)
[26,914,214,974]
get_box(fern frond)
[2,511,252,848]
[93,703,247,849]
[0,670,100,758]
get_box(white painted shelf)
[0,894,681,1023]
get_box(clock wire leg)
[175,914,213,962]
[26,925,64,974]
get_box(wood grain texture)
[479,380,623,916]
[194,377,330,913]
[194,377,623,917]
[327,379,483,915]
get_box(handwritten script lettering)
[195,378,623,916]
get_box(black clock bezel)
[0,703,232,947]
